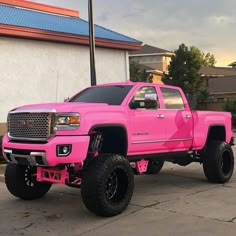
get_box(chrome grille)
[8,112,54,141]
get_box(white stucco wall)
[0,37,130,122]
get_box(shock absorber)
[89,131,103,155]
[84,131,103,168]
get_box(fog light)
[57,145,72,157]
[63,146,69,154]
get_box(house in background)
[0,0,141,135]
[199,67,236,111]
[228,61,236,69]
[129,44,174,83]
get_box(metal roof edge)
[0,0,79,17]
[129,52,174,57]
[0,24,142,51]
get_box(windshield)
[69,85,133,105]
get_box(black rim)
[24,166,37,187]
[105,168,129,205]
[106,171,118,200]
[221,150,232,175]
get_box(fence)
[197,101,225,111]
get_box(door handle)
[157,114,165,118]
[184,115,192,119]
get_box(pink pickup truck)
[2,81,235,216]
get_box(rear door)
[159,87,193,151]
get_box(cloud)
[208,15,236,26]
[30,0,236,66]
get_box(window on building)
[134,56,162,64]
[217,97,225,101]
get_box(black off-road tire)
[81,153,134,217]
[203,141,234,183]
[5,164,52,200]
[145,160,164,174]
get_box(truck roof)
[95,81,182,90]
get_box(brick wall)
[152,74,163,84]
[197,101,225,111]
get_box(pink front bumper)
[2,134,90,166]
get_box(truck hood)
[12,102,109,113]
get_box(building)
[199,67,236,111]
[228,61,236,69]
[0,0,141,135]
[129,44,174,83]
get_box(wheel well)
[89,126,128,156]
[206,126,226,143]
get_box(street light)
[88,0,97,86]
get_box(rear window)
[160,87,184,109]
[69,85,133,105]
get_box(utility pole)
[88,0,97,86]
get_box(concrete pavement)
[0,146,236,235]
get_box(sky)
[31,0,236,67]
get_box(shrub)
[224,99,236,128]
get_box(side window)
[160,87,184,109]
[130,86,159,110]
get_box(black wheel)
[5,164,52,200]
[81,153,134,217]
[203,141,234,183]
[145,160,164,174]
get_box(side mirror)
[129,102,138,109]
[130,100,158,109]
[144,99,158,109]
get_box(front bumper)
[2,134,90,166]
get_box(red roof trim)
[0,0,79,17]
[0,24,142,50]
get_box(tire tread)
[81,154,134,217]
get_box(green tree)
[162,44,216,108]
[202,52,217,67]
[129,61,152,82]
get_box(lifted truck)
[2,81,235,216]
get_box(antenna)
[88,0,97,86]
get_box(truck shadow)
[1,162,235,234]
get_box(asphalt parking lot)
[0,145,236,236]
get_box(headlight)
[55,113,80,130]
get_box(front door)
[128,86,167,155]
